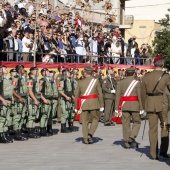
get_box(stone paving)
[0,120,169,170]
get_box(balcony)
[119,15,134,29]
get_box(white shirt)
[89,40,98,54]
[111,44,121,57]
[131,48,136,58]
[75,40,86,56]
[22,36,31,52]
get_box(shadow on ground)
[75,137,103,144]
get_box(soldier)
[58,69,74,133]
[27,67,41,138]
[115,68,143,149]
[102,67,116,126]
[162,84,170,156]
[69,69,78,132]
[48,70,58,135]
[15,65,28,135]
[56,66,65,123]
[2,66,24,142]
[75,66,104,144]
[40,68,53,136]
[141,56,170,160]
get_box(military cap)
[84,66,93,73]
[16,64,24,71]
[30,67,38,71]
[126,68,136,72]
[49,70,56,73]
[41,68,48,74]
[154,55,164,63]
[10,69,17,73]
[1,65,6,68]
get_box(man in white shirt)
[111,41,122,64]
[22,31,32,61]
[89,36,98,63]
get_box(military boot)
[8,125,15,135]
[68,122,79,132]
[40,127,48,137]
[47,125,54,136]
[60,124,70,133]
[28,128,39,139]
[88,134,93,144]
[0,133,12,143]
[21,124,28,133]
[14,130,28,141]
[128,137,138,149]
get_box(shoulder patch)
[58,83,63,88]
[11,80,17,86]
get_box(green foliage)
[152,9,170,61]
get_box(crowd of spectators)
[0,0,152,65]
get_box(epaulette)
[167,85,170,93]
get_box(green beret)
[30,67,38,71]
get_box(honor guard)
[40,68,53,136]
[48,70,58,135]
[141,56,170,160]
[27,67,41,138]
[115,67,143,149]
[58,69,73,133]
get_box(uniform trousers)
[148,112,169,158]
[57,98,62,121]
[0,100,11,132]
[122,111,141,147]
[81,110,99,140]
[104,99,114,124]
[40,101,51,128]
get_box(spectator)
[128,36,138,51]
[111,41,121,64]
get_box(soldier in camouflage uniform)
[58,69,73,133]
[27,67,41,138]
[69,69,79,132]
[39,68,53,136]
[1,66,24,142]
[47,70,58,136]
[56,66,65,123]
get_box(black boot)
[68,122,74,132]
[8,126,15,135]
[28,128,39,139]
[21,124,28,133]
[40,127,48,137]
[128,137,138,149]
[47,125,54,136]
[0,133,10,143]
[14,130,27,141]
[61,124,70,133]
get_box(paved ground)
[0,120,169,170]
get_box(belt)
[147,93,163,96]
[77,94,98,110]
[3,96,11,100]
[118,96,138,112]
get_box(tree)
[152,9,170,61]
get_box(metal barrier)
[0,51,151,65]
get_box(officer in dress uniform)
[141,55,170,160]
[102,67,116,126]
[162,84,170,156]
[27,67,41,138]
[75,66,104,144]
[115,68,143,149]
[39,68,53,136]
[58,69,74,133]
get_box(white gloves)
[140,110,147,116]
[100,107,104,112]
[115,110,118,114]
[75,109,77,113]
[111,89,116,94]
[115,110,122,117]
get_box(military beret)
[10,69,17,73]
[49,70,56,73]
[108,67,112,70]
[154,55,164,63]
[84,66,93,72]
[1,65,6,68]
[126,68,136,72]
[118,69,122,71]
[30,67,38,71]
[58,65,64,69]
